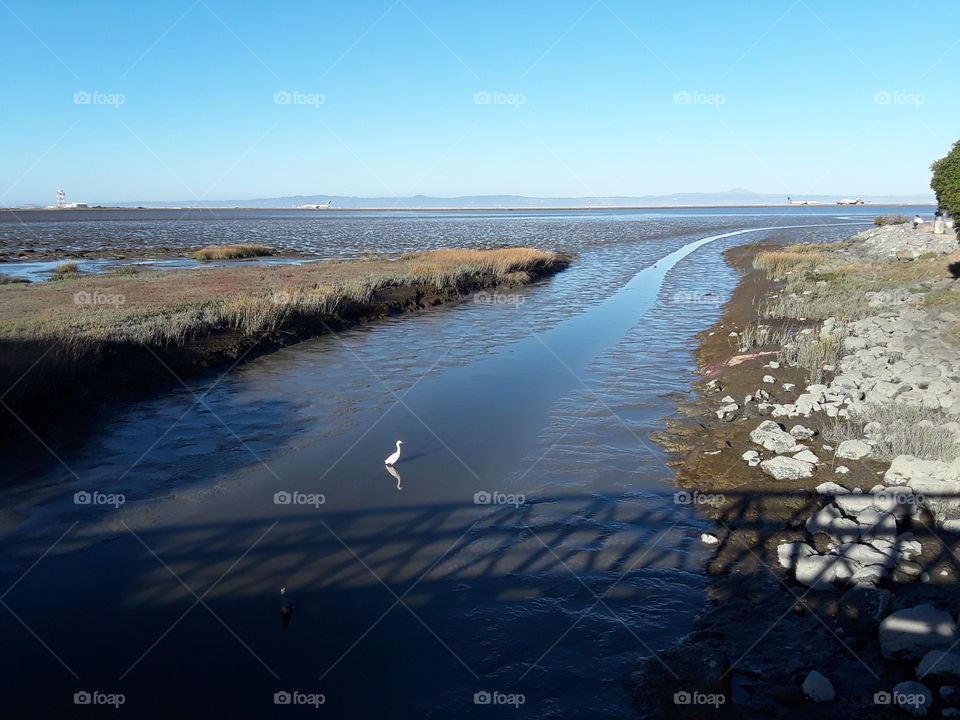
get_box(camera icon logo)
[274,491,292,505]
[74,491,92,505]
[274,90,292,105]
[474,691,491,705]
[473,491,491,505]
[73,91,91,105]
[673,690,691,704]
[74,691,92,705]
[274,691,292,705]
[673,490,691,505]
[874,691,891,705]
[673,91,691,105]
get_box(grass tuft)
[192,244,273,261]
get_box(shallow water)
[0,210,886,717]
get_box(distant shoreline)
[0,203,937,213]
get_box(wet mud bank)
[633,228,960,718]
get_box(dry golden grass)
[193,244,273,260]
[752,250,825,277]
[0,247,565,347]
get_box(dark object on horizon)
[280,587,294,628]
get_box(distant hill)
[84,189,939,209]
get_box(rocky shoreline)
[631,225,960,718]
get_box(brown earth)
[629,243,960,719]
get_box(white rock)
[782,383,796,391]
[762,375,776,383]
[795,554,839,589]
[892,680,933,717]
[790,424,817,439]
[750,421,804,454]
[700,533,719,545]
[802,670,835,703]
[815,481,850,496]
[777,541,816,570]
[916,650,960,683]
[879,604,958,660]
[835,491,876,515]
[835,466,850,474]
[794,449,820,464]
[806,505,842,534]
[760,456,815,480]
[837,541,894,569]
[716,403,739,419]
[856,509,898,542]
[836,439,872,460]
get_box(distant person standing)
[913,214,923,229]
[934,207,946,234]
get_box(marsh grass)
[51,262,80,278]
[826,404,959,462]
[192,244,273,260]
[0,247,565,347]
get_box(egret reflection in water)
[385,463,402,490]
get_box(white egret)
[384,440,403,466]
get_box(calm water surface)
[0,209,889,717]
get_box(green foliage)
[931,139,960,223]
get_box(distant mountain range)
[11,189,936,209]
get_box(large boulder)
[850,224,957,260]
[760,456,815,480]
[917,650,960,684]
[884,455,960,528]
[836,439,871,460]
[750,421,803,453]
[802,670,835,703]
[795,554,840,589]
[892,680,934,717]
[879,605,957,660]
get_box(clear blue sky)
[1,0,956,204]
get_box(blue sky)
[1,0,956,204]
